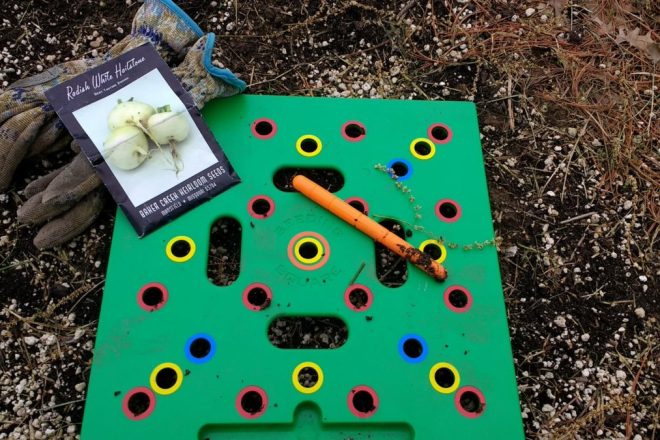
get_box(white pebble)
[623,200,632,210]
[24,336,38,345]
[525,8,535,16]
[638,275,647,282]
[634,307,645,319]
[580,333,590,342]
[75,382,87,392]
[554,315,567,328]
[541,403,554,412]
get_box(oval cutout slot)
[273,168,344,193]
[208,217,242,286]
[268,316,348,349]
[374,219,408,288]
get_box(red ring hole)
[122,387,155,421]
[347,385,379,418]
[455,386,486,418]
[345,197,369,215]
[435,199,462,222]
[444,285,473,313]
[137,283,168,311]
[236,386,268,419]
[248,195,275,219]
[251,118,277,139]
[427,123,453,144]
[344,284,373,312]
[242,283,272,311]
[341,121,366,142]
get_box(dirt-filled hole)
[439,201,458,219]
[434,367,456,388]
[344,123,365,138]
[375,219,408,287]
[189,337,211,359]
[268,316,347,349]
[300,138,318,153]
[403,338,424,358]
[273,168,344,192]
[460,391,483,414]
[348,199,367,214]
[348,288,369,309]
[422,243,443,260]
[298,241,319,260]
[247,287,269,308]
[255,120,273,136]
[390,161,408,178]
[414,141,432,156]
[251,198,272,216]
[449,289,468,308]
[431,125,449,141]
[297,367,319,388]
[208,217,242,287]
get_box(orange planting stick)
[292,175,448,282]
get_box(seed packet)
[44,43,240,237]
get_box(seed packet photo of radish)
[44,44,240,237]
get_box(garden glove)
[0,0,204,191]
[18,33,247,249]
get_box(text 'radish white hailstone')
[103,126,149,170]
[147,110,191,145]
[107,98,156,131]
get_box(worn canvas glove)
[18,33,246,249]
[0,0,204,191]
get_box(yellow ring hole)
[294,238,323,264]
[166,236,196,263]
[419,239,447,264]
[292,362,324,394]
[429,362,460,394]
[410,138,436,160]
[296,135,323,157]
[150,362,183,396]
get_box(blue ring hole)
[398,334,428,363]
[386,159,413,181]
[185,333,216,364]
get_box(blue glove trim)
[156,0,204,38]
[203,33,247,92]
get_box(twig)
[507,73,515,131]
[348,262,366,286]
[559,211,596,224]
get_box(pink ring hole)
[427,123,453,144]
[242,283,272,311]
[444,285,473,313]
[341,121,366,142]
[287,231,331,271]
[248,195,275,219]
[122,387,156,421]
[251,118,277,140]
[347,385,379,418]
[344,284,373,312]
[137,283,169,311]
[435,199,462,222]
[236,386,268,419]
[345,197,369,215]
[455,386,486,418]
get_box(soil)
[1,0,658,439]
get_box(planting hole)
[435,368,456,389]
[353,390,376,414]
[142,287,163,307]
[155,368,178,390]
[432,125,449,141]
[439,202,458,218]
[460,391,482,413]
[349,288,368,309]
[403,338,423,358]
[375,219,408,288]
[299,241,319,259]
[252,198,271,216]
[301,138,318,153]
[345,123,365,139]
[255,120,273,136]
[449,289,468,308]
[414,141,432,156]
[241,391,263,415]
[247,288,268,307]
[208,217,242,286]
[171,240,191,258]
[273,168,344,192]
[189,338,211,359]
[297,367,319,388]
[391,161,408,178]
[269,316,347,349]
[422,243,443,261]
[127,392,150,417]
[348,200,366,214]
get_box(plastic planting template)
[81,95,523,439]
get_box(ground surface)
[0,0,658,439]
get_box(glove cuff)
[203,33,247,92]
